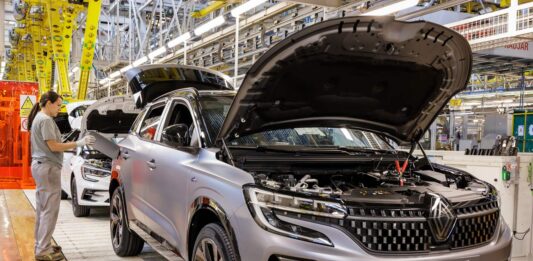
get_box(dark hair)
[28,91,62,131]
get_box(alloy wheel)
[194,238,224,261]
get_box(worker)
[27,91,95,261]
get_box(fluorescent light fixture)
[71,66,79,73]
[120,65,133,73]
[167,32,191,48]
[133,56,148,66]
[99,78,108,85]
[194,16,225,36]
[148,46,167,59]
[363,0,419,16]
[231,0,268,17]
[109,71,121,78]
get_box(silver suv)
[101,17,512,261]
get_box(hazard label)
[21,118,28,132]
[20,95,36,117]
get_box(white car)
[60,96,139,217]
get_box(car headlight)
[244,185,347,246]
[81,165,111,182]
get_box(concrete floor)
[23,189,164,261]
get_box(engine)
[252,164,492,204]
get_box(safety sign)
[21,118,28,132]
[20,95,36,117]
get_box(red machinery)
[0,81,39,189]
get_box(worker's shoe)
[35,251,64,261]
[52,246,62,253]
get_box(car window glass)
[160,101,198,147]
[139,104,165,140]
[130,109,147,134]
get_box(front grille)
[450,208,500,249]
[345,219,431,252]
[274,200,499,254]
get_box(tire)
[110,188,144,257]
[192,223,237,261]
[61,189,68,200]
[71,178,90,217]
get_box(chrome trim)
[345,216,427,222]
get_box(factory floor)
[0,189,161,261]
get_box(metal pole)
[0,0,5,57]
[234,16,240,88]
[184,41,188,65]
[520,68,526,109]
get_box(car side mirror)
[162,124,190,147]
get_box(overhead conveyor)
[5,0,101,103]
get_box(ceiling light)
[363,0,419,16]
[194,16,225,36]
[71,66,79,73]
[120,65,133,73]
[148,46,167,59]
[133,56,148,66]
[167,32,191,48]
[99,78,108,85]
[109,71,121,78]
[231,0,268,17]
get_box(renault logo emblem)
[427,194,457,242]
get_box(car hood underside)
[217,16,472,145]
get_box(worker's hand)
[76,135,96,147]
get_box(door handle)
[146,159,156,170]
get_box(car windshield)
[199,95,394,150]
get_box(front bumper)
[74,173,110,207]
[231,204,512,261]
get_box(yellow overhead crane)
[5,0,102,103]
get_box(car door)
[144,98,199,249]
[119,102,166,223]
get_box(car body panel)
[123,64,234,108]
[217,17,472,144]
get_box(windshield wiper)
[228,145,300,153]
[228,145,395,155]
[310,146,396,155]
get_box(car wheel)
[110,188,144,257]
[192,223,237,261]
[61,189,68,200]
[71,178,90,217]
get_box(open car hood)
[80,96,140,135]
[124,64,234,108]
[217,17,472,144]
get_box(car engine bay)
[250,161,494,205]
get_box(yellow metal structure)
[77,0,102,100]
[192,1,230,18]
[4,0,101,102]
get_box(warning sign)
[21,117,28,132]
[20,95,36,117]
